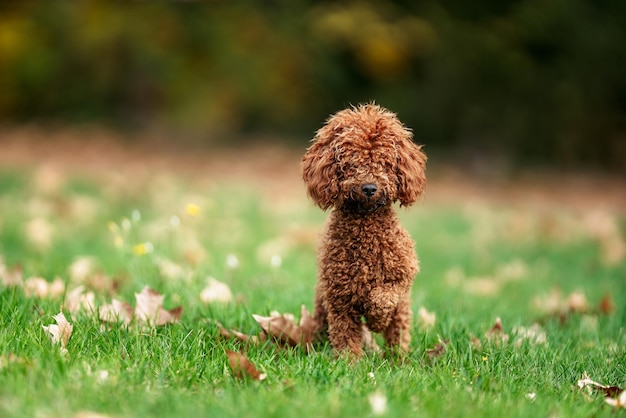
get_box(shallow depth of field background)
[1,1,625,170]
[0,2,625,418]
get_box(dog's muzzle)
[361,183,377,198]
[341,183,388,215]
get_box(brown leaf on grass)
[99,299,134,325]
[69,257,95,283]
[216,305,317,351]
[99,287,182,328]
[24,276,65,299]
[469,335,482,350]
[157,305,183,325]
[495,259,528,282]
[599,294,616,315]
[606,391,626,409]
[64,286,96,313]
[42,312,73,350]
[426,339,449,361]
[463,277,501,296]
[213,319,266,345]
[156,258,192,281]
[534,289,616,325]
[299,305,317,352]
[578,372,625,408]
[225,350,266,381]
[567,291,589,313]
[253,305,319,350]
[25,217,54,249]
[583,211,626,266]
[0,259,23,287]
[199,277,233,304]
[134,286,182,326]
[485,317,509,344]
[513,323,547,346]
[417,307,436,331]
[532,288,564,316]
[253,313,303,347]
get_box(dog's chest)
[322,212,415,292]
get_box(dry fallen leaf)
[578,372,624,407]
[134,286,182,326]
[225,350,266,381]
[426,339,448,361]
[156,258,191,281]
[485,317,509,344]
[214,320,266,345]
[24,276,65,299]
[532,288,564,316]
[417,307,436,330]
[513,323,547,346]
[495,259,528,282]
[65,286,96,313]
[99,287,182,327]
[605,390,626,409]
[215,306,316,352]
[534,289,616,326]
[252,305,320,351]
[299,305,315,337]
[599,294,616,315]
[463,277,501,296]
[583,211,626,266]
[200,277,233,304]
[42,312,73,351]
[567,291,589,313]
[299,305,317,352]
[253,313,303,347]
[0,259,23,287]
[469,335,482,350]
[25,217,54,249]
[99,299,134,325]
[69,257,95,283]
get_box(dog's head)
[302,103,426,214]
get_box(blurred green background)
[1,1,625,170]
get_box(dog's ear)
[396,135,427,207]
[302,125,339,210]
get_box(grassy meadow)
[0,142,625,418]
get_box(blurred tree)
[0,0,624,170]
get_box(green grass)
[0,168,625,418]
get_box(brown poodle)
[302,103,427,357]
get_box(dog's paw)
[369,287,399,311]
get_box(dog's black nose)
[361,183,377,197]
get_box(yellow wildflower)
[133,242,154,256]
[185,203,200,217]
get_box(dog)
[302,103,427,357]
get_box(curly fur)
[302,103,427,357]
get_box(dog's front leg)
[383,295,412,352]
[326,309,363,358]
[364,286,400,333]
